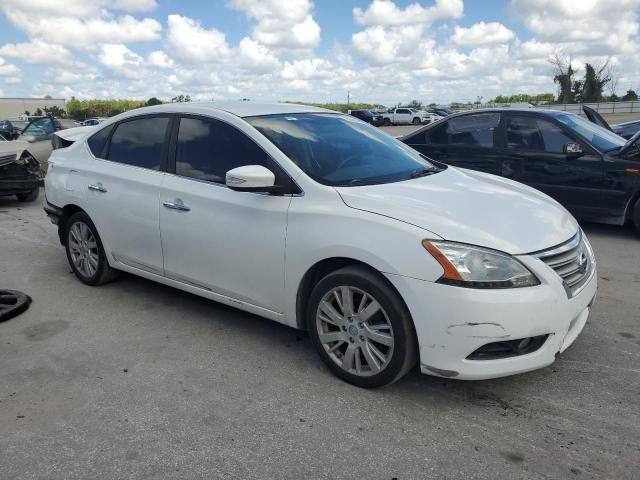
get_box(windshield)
[246,113,439,186]
[556,114,626,152]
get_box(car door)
[505,113,605,217]
[396,108,412,124]
[20,117,55,170]
[82,115,170,276]
[159,114,291,313]
[403,112,510,177]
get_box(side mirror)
[22,134,37,143]
[226,165,276,192]
[563,143,583,156]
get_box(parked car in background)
[401,107,640,233]
[78,117,107,126]
[0,136,41,202]
[44,102,596,387]
[428,108,454,117]
[12,116,64,173]
[381,108,432,126]
[0,120,20,140]
[349,110,384,126]
[612,119,640,140]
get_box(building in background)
[0,97,66,119]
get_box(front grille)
[534,231,594,298]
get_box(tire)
[307,265,417,388]
[64,211,119,286]
[383,118,391,126]
[633,197,640,235]
[16,189,39,202]
[412,117,421,125]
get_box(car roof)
[120,101,334,119]
[451,108,569,116]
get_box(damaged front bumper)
[384,254,597,380]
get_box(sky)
[0,0,638,105]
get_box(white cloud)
[166,15,232,64]
[0,39,77,66]
[354,0,463,26]
[147,50,175,68]
[98,44,145,79]
[510,0,640,53]
[353,25,424,65]
[237,38,281,72]
[0,57,21,76]
[227,0,320,49]
[451,22,516,46]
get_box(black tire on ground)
[633,197,640,235]
[383,118,391,126]
[306,265,417,388]
[64,211,119,286]
[0,290,32,323]
[16,189,40,202]
[412,117,421,125]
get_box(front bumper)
[385,254,597,380]
[0,178,41,195]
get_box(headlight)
[423,240,540,289]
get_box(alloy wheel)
[315,286,395,376]
[68,221,100,279]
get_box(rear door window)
[87,125,113,158]
[429,113,500,147]
[107,116,169,170]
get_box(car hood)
[0,139,29,157]
[335,167,578,255]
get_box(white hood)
[336,167,578,255]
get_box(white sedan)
[43,102,597,387]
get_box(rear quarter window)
[87,125,113,158]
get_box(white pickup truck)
[380,108,433,126]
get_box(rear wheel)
[64,212,118,286]
[307,266,417,388]
[16,189,39,202]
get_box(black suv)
[0,120,19,140]
[401,107,640,233]
[349,110,384,126]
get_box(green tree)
[44,106,66,117]
[146,97,162,106]
[580,63,611,103]
[24,110,30,116]
[34,107,43,116]
[622,90,638,101]
[551,54,577,104]
[171,94,191,103]
[407,99,423,108]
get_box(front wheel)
[307,266,417,388]
[64,211,119,286]
[633,197,640,235]
[383,118,391,126]
[412,117,421,125]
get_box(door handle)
[88,183,107,193]
[163,199,190,212]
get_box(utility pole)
[347,91,351,109]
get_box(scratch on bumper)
[446,322,509,339]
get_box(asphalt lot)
[1,192,639,480]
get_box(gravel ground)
[0,191,639,480]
